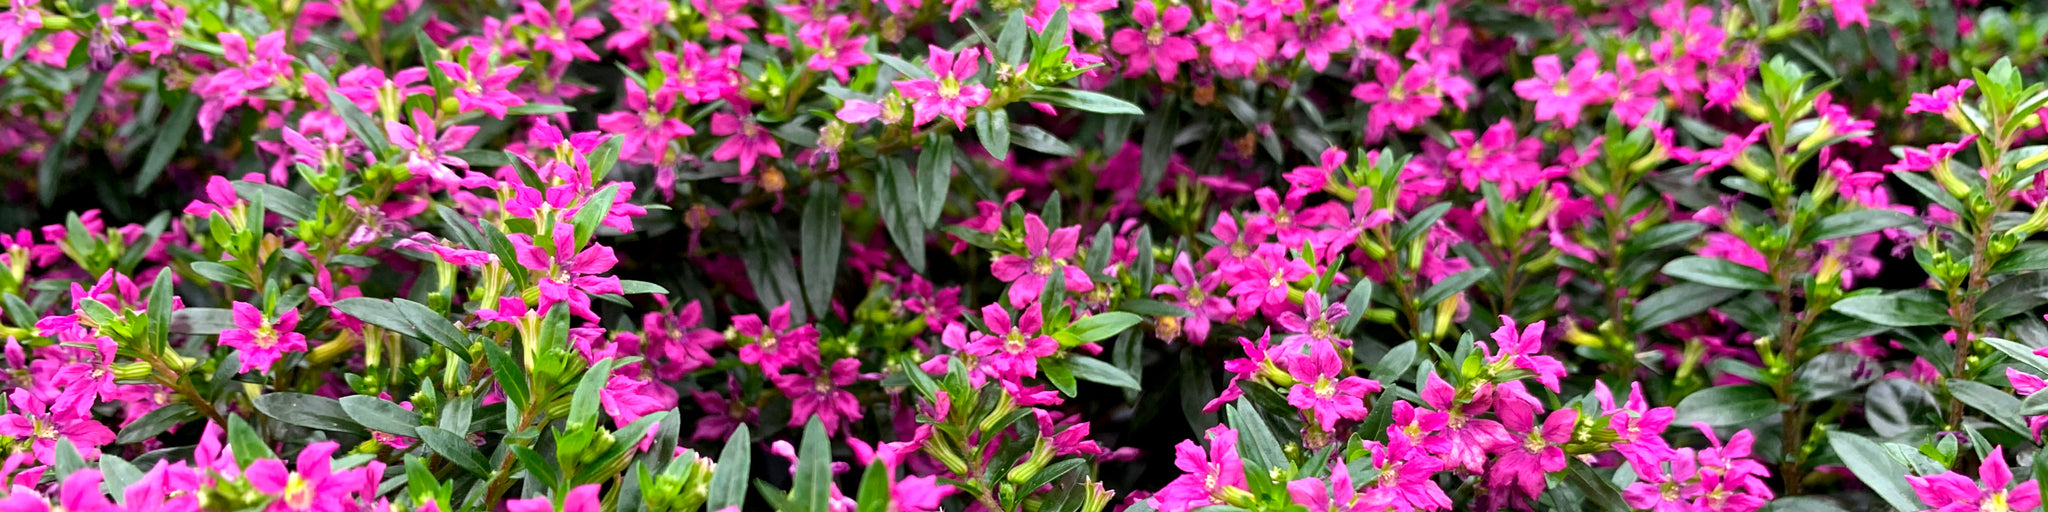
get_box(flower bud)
[1005,436,1054,485]
[111,361,154,381]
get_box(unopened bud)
[1006,437,1054,485]
[111,361,154,381]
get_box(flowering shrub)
[7,0,2048,511]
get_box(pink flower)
[596,82,693,165]
[1110,3,1198,81]
[387,111,479,189]
[1207,330,1274,412]
[770,357,863,435]
[1481,315,1567,392]
[1907,80,1975,115]
[0,389,115,464]
[889,474,954,512]
[964,303,1058,382]
[1624,448,1701,512]
[710,106,783,175]
[245,441,363,512]
[1350,58,1473,140]
[1152,254,1233,345]
[219,301,308,374]
[1361,435,1451,511]
[1227,245,1311,319]
[1909,445,2040,512]
[182,175,244,218]
[658,43,743,103]
[127,0,187,63]
[694,0,759,43]
[1191,0,1274,78]
[1420,373,1509,473]
[507,484,601,512]
[0,0,42,59]
[1281,342,1380,432]
[1287,461,1359,512]
[1150,425,1248,512]
[1512,51,1615,128]
[734,302,821,372]
[1276,290,1349,351]
[891,45,992,130]
[1489,396,1576,500]
[518,0,604,62]
[799,16,871,83]
[1885,135,1976,174]
[193,31,292,141]
[1700,233,1768,272]
[436,51,526,119]
[509,225,625,322]
[990,214,1094,307]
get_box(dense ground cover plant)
[8,0,2048,510]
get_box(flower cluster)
[0,0,2045,511]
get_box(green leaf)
[1065,312,1143,343]
[619,280,670,295]
[53,439,85,480]
[1633,283,1739,332]
[1010,124,1076,156]
[231,181,316,221]
[1976,272,2048,322]
[417,426,489,475]
[1119,298,1191,318]
[1828,432,1923,512]
[101,454,144,502]
[801,184,843,317]
[1986,337,2048,375]
[1831,294,1951,327]
[136,94,200,194]
[875,160,927,273]
[1067,356,1141,390]
[1138,102,1173,196]
[1563,460,1632,512]
[1226,403,1286,475]
[333,298,420,337]
[40,69,108,205]
[1623,222,1708,255]
[254,393,364,433]
[572,184,622,247]
[1022,88,1143,115]
[1673,385,1785,427]
[1950,380,2028,434]
[190,262,253,288]
[116,403,199,444]
[570,359,617,428]
[394,298,474,361]
[479,339,531,412]
[340,395,424,438]
[227,414,275,468]
[1808,209,1919,242]
[997,9,1030,64]
[708,424,753,510]
[1043,358,1077,396]
[588,136,625,181]
[791,418,832,512]
[1416,267,1491,306]
[1662,256,1778,291]
[169,307,235,335]
[326,90,391,155]
[506,103,577,115]
[976,110,1011,160]
[917,135,955,228]
[855,460,891,512]
[511,445,564,492]
[1394,203,1453,246]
